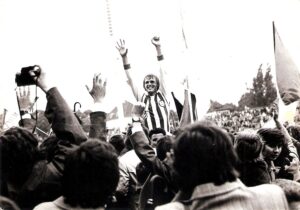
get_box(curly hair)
[173,122,239,192]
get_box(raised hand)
[116,39,128,57]
[151,36,161,48]
[131,102,146,119]
[86,73,107,103]
[16,86,36,114]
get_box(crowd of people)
[1,37,300,210]
[205,107,275,133]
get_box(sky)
[0,0,300,124]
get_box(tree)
[238,64,277,109]
[264,66,278,106]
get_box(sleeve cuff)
[131,122,143,134]
[157,55,164,61]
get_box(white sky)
[1,0,300,121]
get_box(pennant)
[273,22,300,105]
[171,92,183,120]
[172,89,198,127]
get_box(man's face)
[262,143,282,161]
[144,76,158,95]
[151,133,165,147]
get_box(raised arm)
[130,103,173,181]
[151,36,168,98]
[16,86,37,132]
[116,39,140,101]
[29,66,87,144]
[86,73,108,141]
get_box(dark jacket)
[130,131,176,209]
[15,88,106,209]
[238,159,271,186]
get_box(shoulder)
[155,202,185,210]
[248,184,288,207]
[33,201,60,210]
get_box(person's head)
[156,135,174,161]
[257,128,285,161]
[287,125,300,142]
[109,134,125,155]
[143,74,160,95]
[235,132,263,162]
[38,135,59,162]
[136,162,152,185]
[62,139,119,208]
[273,179,300,210]
[173,121,239,192]
[0,127,39,187]
[149,128,166,147]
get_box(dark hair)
[235,132,262,162]
[173,122,239,191]
[273,179,300,202]
[156,136,174,161]
[136,162,152,185]
[258,128,291,169]
[143,74,160,91]
[109,134,125,155]
[149,128,166,139]
[62,139,119,208]
[0,127,39,186]
[287,125,300,141]
[257,128,285,147]
[38,135,59,162]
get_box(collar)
[144,90,161,96]
[182,179,245,202]
[53,196,105,210]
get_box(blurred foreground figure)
[156,122,289,210]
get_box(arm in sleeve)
[44,87,87,145]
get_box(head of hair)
[143,74,160,91]
[149,128,166,139]
[173,121,239,192]
[109,134,125,155]
[62,139,119,208]
[235,132,262,162]
[0,127,39,187]
[257,128,285,147]
[273,179,300,202]
[38,135,59,162]
[136,162,152,185]
[156,135,174,161]
[287,125,300,142]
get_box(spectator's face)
[151,133,165,147]
[144,76,158,95]
[262,143,282,161]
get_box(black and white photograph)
[0,0,300,209]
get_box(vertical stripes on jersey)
[141,91,170,132]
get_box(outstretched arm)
[151,36,168,98]
[29,66,86,144]
[116,39,140,101]
[273,109,299,160]
[86,73,108,141]
[16,86,38,132]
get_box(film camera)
[15,65,41,86]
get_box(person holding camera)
[116,37,171,133]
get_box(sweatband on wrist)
[124,64,131,70]
[157,55,164,61]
